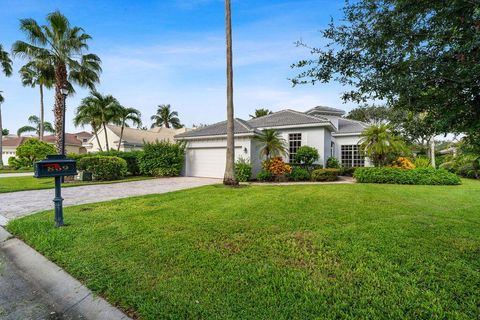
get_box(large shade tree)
[12,11,101,152]
[19,59,55,139]
[0,44,13,168]
[114,106,142,151]
[17,115,54,137]
[150,104,182,129]
[292,1,479,144]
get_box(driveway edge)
[0,227,132,320]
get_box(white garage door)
[185,147,240,178]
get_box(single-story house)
[85,125,189,152]
[1,132,91,164]
[175,106,370,178]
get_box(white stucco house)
[175,106,370,178]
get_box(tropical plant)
[262,157,292,177]
[249,108,273,119]
[223,0,237,186]
[74,91,121,151]
[17,115,54,137]
[150,104,182,129]
[19,59,55,139]
[389,157,416,170]
[359,124,406,167]
[234,157,252,182]
[0,44,13,168]
[254,129,287,159]
[114,106,142,151]
[12,11,102,152]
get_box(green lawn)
[0,175,154,193]
[7,180,480,320]
[0,168,33,174]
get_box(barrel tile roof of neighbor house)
[106,125,184,145]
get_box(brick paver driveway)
[0,177,220,225]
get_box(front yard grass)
[7,180,480,319]
[0,175,154,193]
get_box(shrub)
[294,146,319,165]
[139,141,185,177]
[286,166,311,181]
[311,168,340,182]
[326,157,341,169]
[354,167,461,185]
[339,166,356,176]
[77,156,128,181]
[414,156,432,168]
[9,139,57,168]
[98,150,143,176]
[235,157,252,182]
[263,157,292,176]
[67,153,91,161]
[256,169,273,181]
[439,154,480,179]
[390,157,416,169]
[8,156,32,170]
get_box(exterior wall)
[275,127,328,166]
[86,127,120,152]
[1,147,17,165]
[333,134,371,167]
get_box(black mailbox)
[34,155,77,178]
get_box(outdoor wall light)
[244,147,248,154]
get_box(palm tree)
[114,106,142,151]
[74,98,103,152]
[0,44,12,168]
[223,0,237,185]
[150,104,182,129]
[17,115,54,137]
[19,59,55,139]
[75,91,121,151]
[12,11,101,152]
[249,108,272,119]
[359,124,406,167]
[254,129,287,159]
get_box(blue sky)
[0,0,354,133]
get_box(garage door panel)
[185,147,240,178]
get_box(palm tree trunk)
[430,137,436,169]
[118,120,125,151]
[103,123,110,151]
[92,124,103,152]
[54,62,67,153]
[223,0,237,185]
[39,84,44,140]
[0,103,3,168]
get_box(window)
[330,141,335,158]
[288,133,302,163]
[341,145,364,167]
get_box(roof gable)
[246,109,329,128]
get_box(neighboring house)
[175,106,370,178]
[1,132,89,164]
[86,125,188,152]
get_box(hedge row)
[354,167,461,185]
[77,156,128,181]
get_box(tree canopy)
[292,0,480,140]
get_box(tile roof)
[42,134,83,146]
[247,110,329,128]
[106,125,181,144]
[305,105,346,116]
[1,137,28,147]
[175,119,257,138]
[336,118,368,134]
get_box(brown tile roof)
[2,137,28,147]
[42,134,83,146]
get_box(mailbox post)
[34,155,77,227]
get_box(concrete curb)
[0,227,132,320]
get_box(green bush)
[311,168,340,182]
[234,157,252,182]
[9,139,57,169]
[256,169,273,182]
[294,146,319,165]
[414,156,432,168]
[8,156,32,170]
[97,150,143,176]
[77,156,127,181]
[439,154,479,179]
[326,157,341,169]
[139,141,185,177]
[354,167,461,185]
[67,153,91,161]
[339,166,356,176]
[286,166,311,181]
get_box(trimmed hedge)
[68,151,142,176]
[139,141,185,177]
[354,167,461,185]
[77,156,128,181]
[311,168,339,182]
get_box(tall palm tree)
[359,124,406,167]
[249,108,272,119]
[75,91,121,151]
[17,115,54,137]
[150,104,182,129]
[254,129,287,159]
[224,0,237,185]
[114,106,142,151]
[0,44,12,168]
[19,59,55,139]
[12,11,101,152]
[74,98,103,152]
